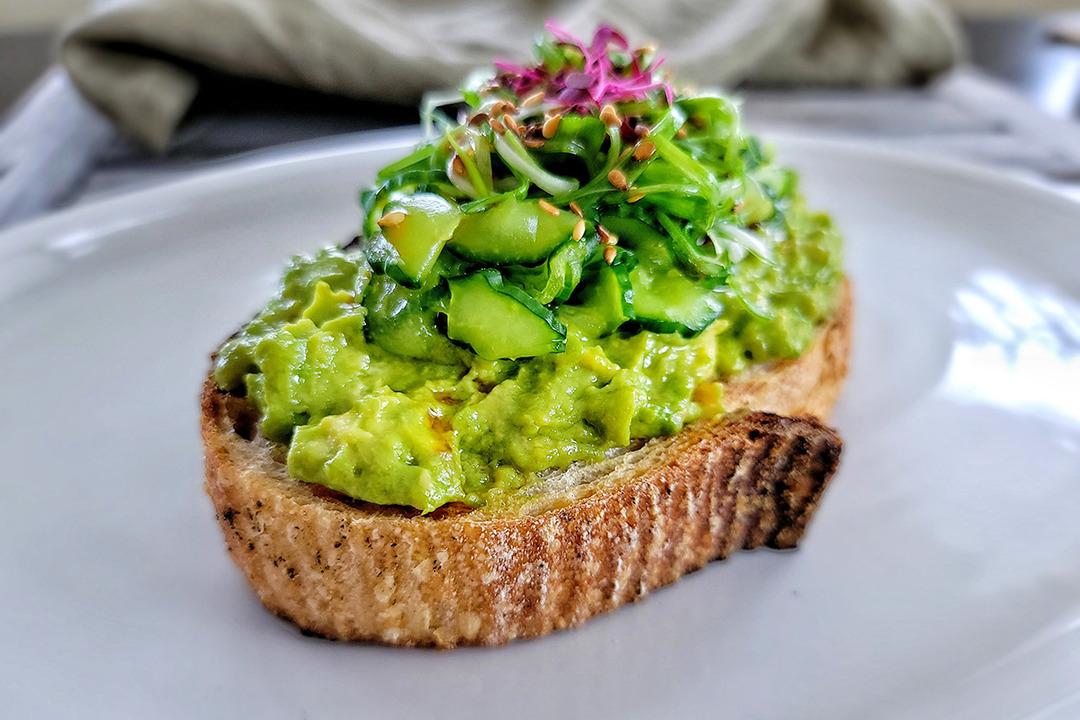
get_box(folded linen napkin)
[61,0,961,151]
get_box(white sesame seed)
[538,199,560,216]
[542,113,562,139]
[377,211,406,228]
[522,90,545,108]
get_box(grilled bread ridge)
[202,282,851,647]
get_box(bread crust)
[202,282,851,647]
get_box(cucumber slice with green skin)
[363,275,459,361]
[359,170,459,240]
[506,234,596,304]
[557,251,634,338]
[446,270,566,359]
[449,198,578,264]
[601,216,727,336]
[380,193,462,285]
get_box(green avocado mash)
[212,28,844,513]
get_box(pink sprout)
[492,22,674,114]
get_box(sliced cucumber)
[737,176,774,225]
[363,275,459,361]
[602,216,727,336]
[379,193,462,285]
[633,161,709,220]
[445,270,566,359]
[656,212,728,280]
[557,253,634,338]
[506,235,596,304]
[449,198,578,264]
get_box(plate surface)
[2,130,1078,719]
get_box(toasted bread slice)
[201,281,851,647]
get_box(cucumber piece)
[506,235,596,304]
[634,161,709,220]
[602,216,727,336]
[737,176,774,225]
[363,275,459,361]
[537,115,608,174]
[557,253,634,338]
[656,212,728,280]
[380,193,462,285]
[449,198,578,264]
[446,270,566,359]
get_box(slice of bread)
[202,281,851,647]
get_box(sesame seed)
[522,137,546,149]
[607,168,628,191]
[538,199,560,217]
[569,201,584,217]
[599,103,621,127]
[633,140,656,161]
[489,117,506,135]
[489,99,517,117]
[598,225,618,246]
[451,155,466,176]
[676,126,688,139]
[377,211,406,228]
[603,245,617,264]
[542,113,562,139]
[469,112,489,127]
[503,114,523,136]
[635,124,651,138]
[627,192,645,203]
[522,90,545,108]
[572,218,586,241]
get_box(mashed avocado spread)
[213,25,843,512]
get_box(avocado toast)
[202,23,850,646]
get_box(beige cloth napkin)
[61,0,962,151]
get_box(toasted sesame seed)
[451,155,466,176]
[522,137,546,149]
[503,114,523,136]
[572,218,586,241]
[633,140,656,161]
[599,103,621,127]
[607,168,629,191]
[569,201,584,217]
[603,245,617,264]
[542,113,562,139]
[468,112,489,127]
[538,199,560,217]
[489,117,506,135]
[635,124,651,137]
[676,126,688,139]
[522,90,545,108]
[489,99,517,117]
[377,211,406,228]
[627,192,645,203]
[598,225,618,246]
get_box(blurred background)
[5,0,1080,228]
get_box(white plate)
[2,129,1078,719]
